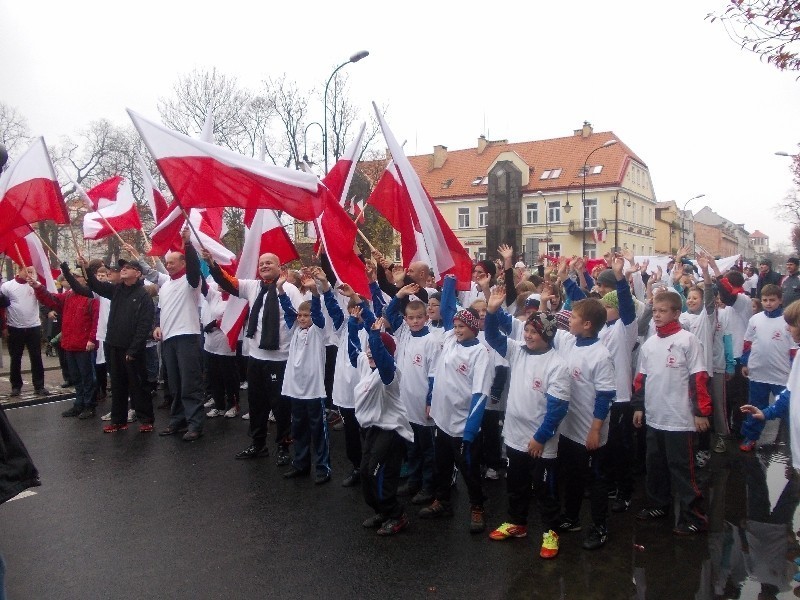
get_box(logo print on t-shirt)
[571,367,582,380]
[666,355,678,368]
[457,363,469,375]
[413,353,423,366]
[532,377,543,391]
[772,331,782,340]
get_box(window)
[394,247,401,262]
[648,208,652,226]
[548,201,561,223]
[540,170,551,180]
[584,243,597,259]
[458,207,470,229]
[471,176,483,186]
[478,206,488,228]
[303,221,316,239]
[591,165,603,175]
[547,243,561,258]
[442,178,454,189]
[525,202,539,224]
[584,199,598,228]
[641,206,645,224]
[648,246,652,255]
[539,169,562,180]
[579,165,602,177]
[477,247,487,261]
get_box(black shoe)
[397,482,421,497]
[283,467,310,479]
[9,388,21,397]
[555,515,582,532]
[276,448,291,466]
[377,514,409,536]
[411,489,435,505]
[582,525,608,550]
[60,382,72,389]
[611,497,631,513]
[159,425,187,437]
[34,388,50,397]
[315,472,331,485]
[235,445,269,460]
[362,513,386,528]
[636,506,669,521]
[341,470,360,487]
[78,408,96,420]
[673,520,707,536]
[61,406,81,418]
[182,431,202,442]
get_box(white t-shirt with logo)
[394,324,441,426]
[638,329,706,432]
[744,312,793,386]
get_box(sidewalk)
[0,344,75,408]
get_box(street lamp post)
[302,121,323,164]
[323,50,369,173]
[581,139,617,255]
[612,190,631,253]
[679,193,705,250]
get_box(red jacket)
[34,288,99,352]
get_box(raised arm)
[60,263,93,298]
[368,322,396,385]
[440,275,457,332]
[484,286,508,357]
[184,233,201,289]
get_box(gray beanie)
[596,269,617,288]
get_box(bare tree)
[0,102,32,159]
[708,1,800,73]
[262,74,310,168]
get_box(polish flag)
[371,105,473,289]
[82,178,143,239]
[85,176,123,211]
[0,226,57,293]
[219,208,299,349]
[138,152,170,222]
[0,137,68,236]
[148,204,236,265]
[352,200,365,225]
[315,126,370,297]
[592,229,608,244]
[127,109,325,222]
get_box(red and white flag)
[85,176,123,211]
[370,105,473,289]
[219,208,299,349]
[148,204,235,265]
[352,199,365,225]
[82,178,143,240]
[0,225,57,293]
[0,137,68,236]
[315,126,370,297]
[127,109,324,222]
[592,229,608,243]
[138,152,170,222]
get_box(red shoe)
[103,423,128,433]
[139,423,154,433]
[739,440,756,452]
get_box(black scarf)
[245,281,280,350]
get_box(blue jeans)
[290,398,331,476]
[741,380,786,441]
[406,422,435,493]
[65,350,96,410]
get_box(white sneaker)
[224,406,239,418]
[268,410,276,423]
[241,412,250,420]
[203,399,215,408]
[127,409,137,423]
[240,382,248,390]
[485,468,499,480]
[207,408,224,418]
[101,412,112,421]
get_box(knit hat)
[554,310,571,331]
[453,308,481,333]
[476,260,496,279]
[379,332,396,356]
[601,290,619,309]
[525,312,557,344]
[596,269,617,288]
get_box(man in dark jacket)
[755,258,782,298]
[77,257,155,433]
[781,257,800,308]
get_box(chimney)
[384,147,392,160]
[574,121,593,138]
[477,135,487,155]
[432,144,448,169]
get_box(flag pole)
[174,202,210,254]
[96,213,127,247]
[66,222,88,278]
[13,243,27,270]
[28,227,61,263]
[355,228,377,254]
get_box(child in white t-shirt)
[484,286,571,559]
[739,284,794,451]
[632,291,711,535]
[279,269,332,484]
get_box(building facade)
[749,230,770,261]
[692,206,750,259]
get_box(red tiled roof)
[361,130,645,201]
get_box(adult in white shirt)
[0,267,47,396]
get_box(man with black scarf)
[203,249,303,462]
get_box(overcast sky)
[2,0,799,249]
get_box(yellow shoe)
[489,522,528,541]
[540,529,559,559]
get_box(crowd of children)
[6,242,800,563]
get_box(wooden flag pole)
[13,243,27,270]
[29,228,61,264]
[355,228,377,254]
[66,222,89,278]
[174,203,210,254]
[97,213,127,247]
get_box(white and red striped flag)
[82,178,143,239]
[0,137,68,236]
[148,204,235,265]
[138,152,170,222]
[0,225,58,293]
[219,208,299,349]
[127,109,325,222]
[370,105,473,289]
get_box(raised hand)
[621,247,635,265]
[397,283,420,298]
[572,256,585,273]
[672,263,684,283]
[475,271,492,291]
[611,256,625,280]
[365,261,377,283]
[498,244,514,260]
[200,248,214,263]
[487,285,506,313]
[349,306,363,322]
[301,274,318,295]
[122,243,140,259]
[276,275,286,293]
[338,283,355,298]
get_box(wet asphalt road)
[2,399,800,600]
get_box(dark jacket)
[756,269,782,298]
[0,406,40,505]
[782,272,800,308]
[86,271,154,355]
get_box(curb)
[1,391,75,410]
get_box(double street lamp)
[581,139,617,255]
[323,50,369,173]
